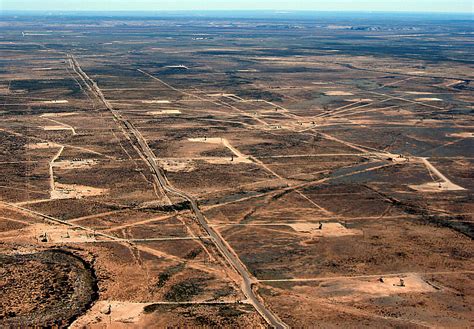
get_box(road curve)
[69,55,288,329]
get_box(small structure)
[40,232,48,242]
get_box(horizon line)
[1,9,472,15]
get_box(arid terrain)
[0,12,473,328]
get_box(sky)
[1,0,472,13]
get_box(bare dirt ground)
[0,13,472,328]
[70,301,151,328]
[289,222,362,237]
[50,183,108,199]
[448,132,474,138]
[325,91,354,96]
[146,109,181,115]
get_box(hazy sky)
[1,0,472,13]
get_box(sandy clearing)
[51,183,108,199]
[165,65,189,69]
[30,223,98,243]
[409,158,465,192]
[141,100,171,104]
[346,98,373,102]
[203,157,253,164]
[415,97,443,102]
[26,142,60,149]
[207,93,237,97]
[146,110,181,115]
[43,125,72,131]
[405,91,434,95]
[409,182,465,192]
[406,119,440,124]
[32,67,54,71]
[372,152,408,163]
[291,222,362,237]
[3,222,99,244]
[157,156,252,171]
[189,137,227,148]
[292,273,436,302]
[447,132,474,138]
[188,137,253,164]
[41,100,69,104]
[40,112,76,117]
[271,121,317,131]
[53,159,98,169]
[325,91,354,96]
[157,159,196,172]
[70,301,150,328]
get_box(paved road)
[70,55,288,329]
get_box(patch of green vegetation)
[256,286,274,296]
[194,315,218,326]
[218,305,244,318]
[212,286,235,299]
[143,303,175,314]
[155,263,185,288]
[164,277,205,302]
[184,248,202,260]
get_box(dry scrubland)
[0,13,473,327]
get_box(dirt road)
[70,55,288,329]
